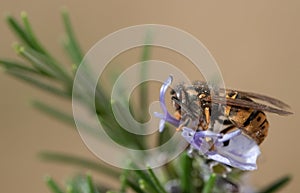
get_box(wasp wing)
[221,88,291,109]
[208,96,293,116]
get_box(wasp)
[170,81,292,145]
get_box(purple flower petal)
[181,128,261,171]
[154,76,180,132]
[182,128,220,154]
[181,127,195,143]
[212,133,261,170]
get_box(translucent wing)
[223,88,291,109]
[207,95,293,116]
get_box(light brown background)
[0,1,299,193]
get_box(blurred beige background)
[0,1,299,193]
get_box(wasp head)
[170,82,207,130]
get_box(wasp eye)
[170,89,176,95]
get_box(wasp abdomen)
[225,92,269,144]
[243,111,269,145]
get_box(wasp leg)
[223,119,232,125]
[219,125,240,146]
[219,129,241,142]
[176,126,183,132]
[176,118,190,131]
[174,110,181,120]
[200,107,211,130]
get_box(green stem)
[202,173,216,193]
[147,166,167,193]
[139,33,152,124]
[180,152,193,193]
[86,174,95,193]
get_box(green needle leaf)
[138,32,152,123]
[0,59,38,74]
[162,161,178,180]
[6,70,69,97]
[157,124,175,148]
[66,185,75,193]
[32,100,74,125]
[180,152,193,193]
[119,172,127,193]
[257,175,291,193]
[61,8,83,67]
[14,43,72,83]
[39,151,121,179]
[125,179,145,193]
[139,179,153,192]
[21,12,48,55]
[13,43,58,78]
[6,14,34,48]
[45,176,65,193]
[202,173,216,193]
[86,174,95,193]
[131,166,159,193]
[147,166,167,193]
[8,13,73,85]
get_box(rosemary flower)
[154,76,180,132]
[182,127,260,170]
